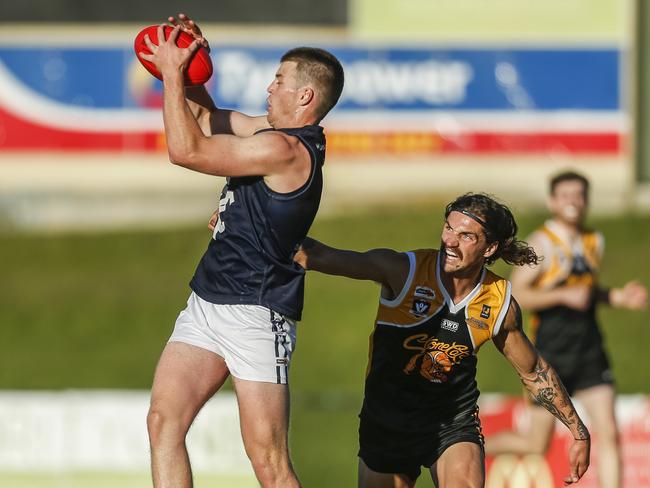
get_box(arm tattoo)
[576,422,590,441]
[520,356,590,440]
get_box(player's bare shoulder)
[260,130,313,193]
[253,129,307,162]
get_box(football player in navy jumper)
[140,13,344,488]
[294,193,591,488]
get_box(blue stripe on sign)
[0,46,619,111]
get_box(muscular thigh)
[358,458,415,488]
[232,377,291,454]
[431,442,484,488]
[150,342,230,425]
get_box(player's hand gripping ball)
[134,25,213,86]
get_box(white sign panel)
[0,390,252,474]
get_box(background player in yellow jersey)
[294,193,591,488]
[485,171,647,487]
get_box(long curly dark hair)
[445,193,539,266]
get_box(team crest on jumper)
[402,334,470,383]
[411,298,431,317]
[414,285,436,299]
[480,304,491,319]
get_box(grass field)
[1,203,649,487]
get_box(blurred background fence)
[1,1,649,486]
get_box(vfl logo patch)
[467,317,489,330]
[441,318,459,332]
[411,298,431,317]
[276,358,288,365]
[480,304,491,319]
[414,286,436,299]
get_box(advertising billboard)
[0,44,624,156]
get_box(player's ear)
[298,86,314,106]
[484,241,498,259]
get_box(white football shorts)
[169,292,297,384]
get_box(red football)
[134,25,213,86]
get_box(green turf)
[1,204,649,487]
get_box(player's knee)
[146,407,167,442]
[440,458,484,488]
[529,436,551,455]
[525,424,554,455]
[597,422,620,448]
[146,405,189,444]
[248,448,283,471]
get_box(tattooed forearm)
[519,356,590,440]
[575,422,590,441]
[531,357,550,385]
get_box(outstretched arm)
[493,298,590,485]
[294,237,410,301]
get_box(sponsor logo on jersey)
[411,298,431,317]
[414,285,436,299]
[441,318,459,332]
[467,317,489,330]
[480,304,491,319]
[402,334,470,383]
[276,358,288,365]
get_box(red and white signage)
[481,395,650,488]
